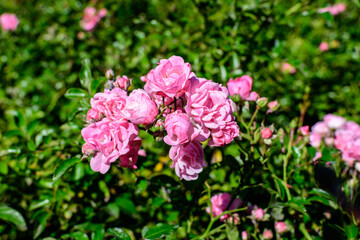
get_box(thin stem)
[248,107,259,129]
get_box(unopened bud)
[256,97,268,108]
[105,69,114,79]
[268,100,279,112]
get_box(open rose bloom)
[81,56,239,180]
[0,13,19,31]
[206,193,242,224]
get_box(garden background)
[1,0,360,239]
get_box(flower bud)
[275,222,288,234]
[241,231,249,240]
[261,128,272,139]
[256,97,268,108]
[298,125,309,136]
[268,100,279,112]
[252,208,264,220]
[263,229,273,240]
[105,69,114,79]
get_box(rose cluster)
[81,56,240,181]
[80,7,107,31]
[310,114,360,166]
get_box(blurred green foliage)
[0,0,360,239]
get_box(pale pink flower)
[91,87,127,121]
[281,62,296,74]
[144,56,191,99]
[227,75,253,99]
[275,221,287,234]
[261,128,272,139]
[263,229,273,240]
[319,42,329,52]
[81,118,139,173]
[80,7,107,31]
[169,141,207,181]
[98,8,107,18]
[299,125,310,136]
[114,75,130,89]
[324,114,346,129]
[252,208,264,220]
[122,89,158,125]
[241,231,249,240]
[82,143,95,156]
[318,3,346,15]
[0,13,19,31]
[138,149,147,157]
[325,137,334,147]
[310,133,322,148]
[206,193,242,223]
[105,69,114,79]
[311,121,330,137]
[246,91,259,101]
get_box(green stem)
[248,107,259,129]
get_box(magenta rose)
[91,87,127,121]
[227,75,253,99]
[81,118,139,173]
[169,141,206,181]
[144,56,191,99]
[122,89,158,125]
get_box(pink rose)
[324,114,346,129]
[144,56,191,99]
[81,118,139,173]
[122,89,158,125]
[281,62,296,74]
[206,193,242,222]
[80,7,106,31]
[114,75,130,89]
[263,229,273,240]
[185,77,238,145]
[91,87,127,121]
[319,42,329,52]
[299,125,310,136]
[0,13,19,31]
[252,208,264,220]
[86,108,103,122]
[227,75,253,99]
[169,141,207,180]
[275,222,287,234]
[311,121,330,137]
[164,111,192,146]
[318,3,346,15]
[310,133,322,148]
[261,128,272,139]
[208,122,239,146]
[246,91,259,101]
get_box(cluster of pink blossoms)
[318,3,346,16]
[310,114,360,166]
[81,56,240,180]
[80,7,107,31]
[0,13,19,31]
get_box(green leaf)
[34,212,50,239]
[115,197,136,215]
[53,158,82,181]
[143,223,177,239]
[345,224,358,239]
[5,129,24,138]
[64,88,88,98]
[61,231,89,240]
[0,205,27,231]
[0,161,9,175]
[107,228,131,240]
[80,58,92,90]
[90,77,107,95]
[29,199,51,211]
